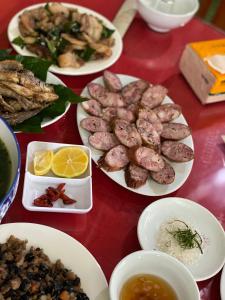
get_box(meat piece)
[0,95,16,113]
[117,108,135,122]
[27,44,51,60]
[114,119,142,148]
[98,92,124,107]
[102,107,135,122]
[138,107,163,134]
[153,104,181,123]
[48,3,70,16]
[80,14,103,42]
[127,103,139,114]
[125,163,148,188]
[103,70,122,92]
[98,145,129,171]
[81,99,102,117]
[88,83,105,99]
[161,123,191,140]
[102,107,117,121]
[122,80,149,105]
[1,109,43,125]
[89,132,119,150]
[80,116,111,132]
[150,160,175,184]
[61,34,86,49]
[136,119,160,150]
[58,52,83,68]
[89,42,112,57]
[161,141,194,162]
[19,12,36,36]
[140,85,168,109]
[0,60,23,71]
[130,146,165,172]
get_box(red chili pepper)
[46,187,60,202]
[60,193,77,205]
[33,197,53,207]
[57,183,66,193]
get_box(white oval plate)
[8,3,123,76]
[0,223,108,300]
[77,74,194,196]
[221,264,225,300]
[137,197,225,281]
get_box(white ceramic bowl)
[109,250,200,300]
[0,117,21,221]
[137,0,199,32]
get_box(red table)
[1,1,225,299]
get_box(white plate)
[8,3,123,76]
[22,141,92,214]
[77,74,194,196]
[221,264,225,300]
[137,197,225,281]
[0,223,108,300]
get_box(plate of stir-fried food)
[8,2,123,76]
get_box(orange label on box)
[190,39,225,94]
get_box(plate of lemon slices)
[22,141,92,213]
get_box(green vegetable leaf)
[12,36,26,49]
[13,114,43,133]
[64,21,81,35]
[44,3,52,15]
[76,46,95,62]
[101,25,115,39]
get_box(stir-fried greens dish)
[13,3,115,68]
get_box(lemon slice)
[33,150,53,176]
[51,147,89,178]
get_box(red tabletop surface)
[1,1,225,299]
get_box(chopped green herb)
[76,46,95,62]
[101,25,115,39]
[63,21,81,35]
[12,36,26,49]
[44,3,52,15]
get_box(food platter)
[8,3,123,76]
[137,197,225,281]
[0,223,109,300]
[77,74,194,196]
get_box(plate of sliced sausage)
[77,71,194,196]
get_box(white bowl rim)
[0,117,21,208]
[109,250,200,299]
[138,0,199,18]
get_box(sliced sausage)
[125,163,149,189]
[80,116,111,132]
[138,107,163,134]
[81,99,102,117]
[114,119,142,148]
[98,92,124,107]
[102,107,135,122]
[130,146,165,172]
[127,103,139,114]
[98,145,129,171]
[150,160,175,184]
[161,141,194,162]
[136,119,160,150]
[161,123,191,140]
[122,79,149,105]
[102,107,117,121]
[103,70,122,92]
[89,132,119,151]
[153,103,181,123]
[87,82,105,99]
[140,85,168,109]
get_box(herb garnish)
[12,36,26,49]
[167,220,203,254]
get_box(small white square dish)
[22,141,92,213]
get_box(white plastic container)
[22,141,92,213]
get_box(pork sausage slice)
[89,132,119,151]
[161,141,194,162]
[122,79,149,105]
[130,146,165,172]
[125,163,149,188]
[102,107,117,121]
[103,70,122,92]
[88,82,105,99]
[80,116,111,132]
[138,107,163,134]
[98,145,129,171]
[102,107,135,122]
[136,119,160,150]
[161,123,191,140]
[153,104,181,123]
[140,85,168,109]
[150,160,175,184]
[114,119,142,148]
[81,99,102,117]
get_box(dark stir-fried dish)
[80,70,194,189]
[0,236,89,300]
[0,60,58,125]
[14,3,115,68]
[0,138,11,200]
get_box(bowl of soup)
[109,250,200,300]
[0,117,21,221]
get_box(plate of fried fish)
[0,59,70,130]
[8,2,123,76]
[77,71,194,196]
